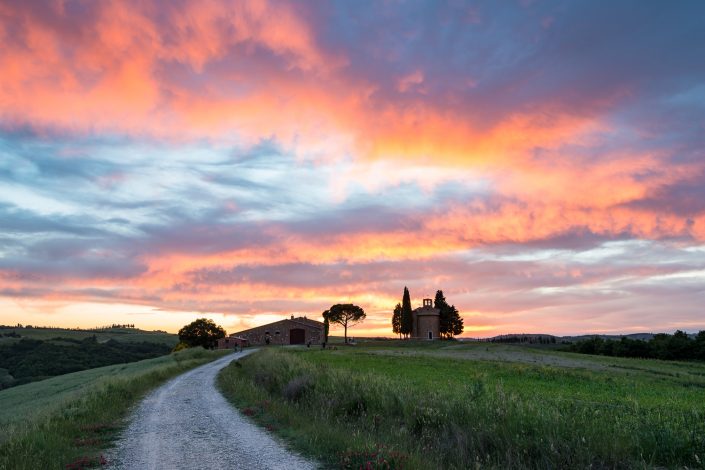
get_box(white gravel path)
[106,350,318,469]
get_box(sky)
[1,0,704,338]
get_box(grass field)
[0,347,231,470]
[218,341,705,469]
[0,327,178,347]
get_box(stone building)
[216,335,248,349]
[220,315,324,347]
[412,298,440,340]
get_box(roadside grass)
[0,347,230,470]
[218,343,705,469]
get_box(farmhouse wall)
[216,336,248,349]
[223,316,323,347]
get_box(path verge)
[107,350,317,469]
[0,348,228,470]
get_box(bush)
[171,342,190,353]
[0,368,15,390]
[282,375,313,403]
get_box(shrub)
[171,342,190,353]
[282,375,313,403]
[339,445,409,470]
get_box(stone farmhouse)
[217,335,248,349]
[218,315,324,348]
[412,298,440,340]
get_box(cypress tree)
[401,287,413,339]
[435,290,464,339]
[434,290,450,338]
[392,303,402,339]
[449,304,464,337]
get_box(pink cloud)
[1,1,704,336]
[397,70,425,93]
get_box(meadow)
[218,341,705,469]
[0,347,230,470]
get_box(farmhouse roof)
[229,315,323,337]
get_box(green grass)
[0,327,178,347]
[218,342,705,469]
[0,347,231,470]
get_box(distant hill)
[0,329,176,390]
[0,326,178,347]
[560,333,655,342]
[471,333,657,344]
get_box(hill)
[559,332,655,342]
[478,332,655,343]
[0,336,173,390]
[0,326,178,347]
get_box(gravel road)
[107,351,317,469]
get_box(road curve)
[106,350,317,469]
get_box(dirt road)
[107,350,317,469]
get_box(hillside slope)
[0,336,171,390]
[0,326,178,347]
[0,348,230,470]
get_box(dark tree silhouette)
[392,303,402,339]
[401,287,413,339]
[435,290,450,338]
[434,290,464,339]
[178,318,226,349]
[323,304,366,344]
[449,304,464,337]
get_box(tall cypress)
[434,290,450,338]
[449,304,464,337]
[392,303,402,339]
[401,286,413,339]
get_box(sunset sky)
[1,1,704,337]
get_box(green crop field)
[0,347,231,470]
[218,341,705,469]
[0,327,178,347]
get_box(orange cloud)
[0,0,615,168]
[0,1,342,137]
[2,1,704,336]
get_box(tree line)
[391,287,463,339]
[490,335,557,344]
[567,330,705,361]
[0,324,136,331]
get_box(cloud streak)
[0,1,704,335]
